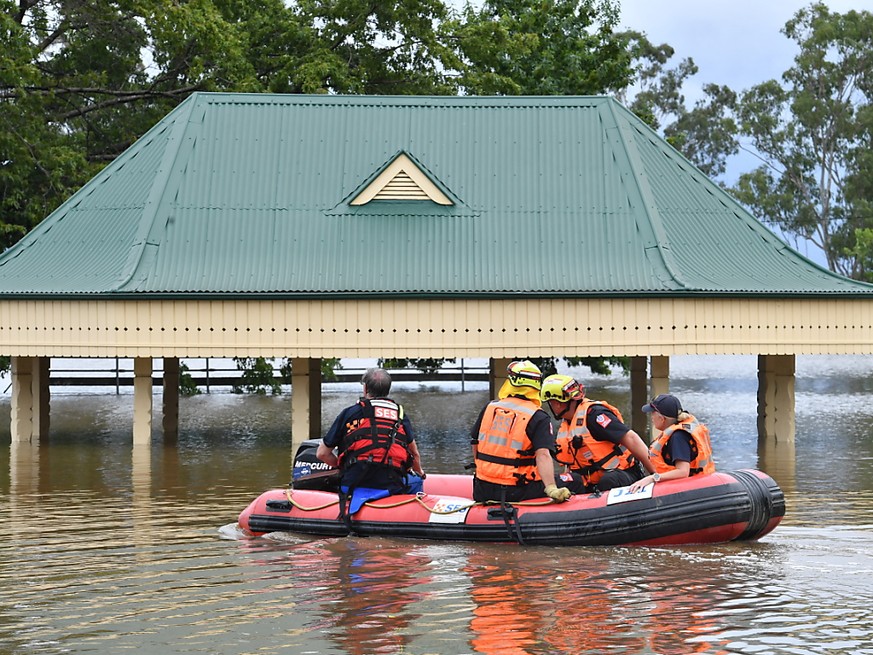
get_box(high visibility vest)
[649,414,715,476]
[474,397,540,486]
[554,399,636,485]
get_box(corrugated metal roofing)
[1,93,871,298]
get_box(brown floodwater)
[0,355,872,654]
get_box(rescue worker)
[471,360,586,503]
[629,394,715,491]
[540,374,657,491]
[316,367,425,495]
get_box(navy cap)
[642,394,682,419]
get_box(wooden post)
[162,357,180,442]
[490,358,512,398]
[650,355,670,399]
[32,357,50,440]
[133,357,153,446]
[646,355,671,442]
[757,354,796,443]
[629,356,648,440]
[10,356,34,443]
[291,357,322,451]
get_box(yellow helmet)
[540,374,584,403]
[506,360,543,391]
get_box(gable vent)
[373,171,429,200]
[351,153,453,206]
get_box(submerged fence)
[44,358,490,394]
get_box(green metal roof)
[1,92,871,298]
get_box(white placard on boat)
[605,484,654,505]
[428,497,472,523]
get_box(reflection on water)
[0,355,872,654]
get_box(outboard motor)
[291,439,340,491]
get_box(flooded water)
[1,355,872,654]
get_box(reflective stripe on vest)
[475,397,540,486]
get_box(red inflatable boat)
[238,469,784,547]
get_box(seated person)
[541,374,657,491]
[471,360,585,503]
[317,367,424,496]
[630,394,715,491]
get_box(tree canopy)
[1,0,640,250]
[649,3,873,279]
[7,1,872,384]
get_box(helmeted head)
[506,360,543,391]
[540,374,585,419]
[540,374,585,404]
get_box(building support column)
[10,356,35,443]
[644,356,671,442]
[489,358,512,398]
[757,354,796,443]
[162,357,180,442]
[32,357,51,440]
[650,355,670,400]
[629,356,648,439]
[133,357,153,446]
[291,357,322,451]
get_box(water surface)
[1,355,872,654]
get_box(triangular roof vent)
[351,152,453,206]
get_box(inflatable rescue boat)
[238,461,785,547]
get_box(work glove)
[544,484,571,503]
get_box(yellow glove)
[544,484,571,503]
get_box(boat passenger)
[629,394,716,492]
[316,367,425,496]
[471,360,586,504]
[541,374,657,492]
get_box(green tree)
[380,358,456,375]
[0,0,458,249]
[1,0,655,380]
[448,0,633,96]
[233,357,282,395]
[528,356,627,377]
[618,31,697,130]
[729,3,873,278]
[616,31,740,179]
[179,362,201,396]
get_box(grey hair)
[361,367,392,397]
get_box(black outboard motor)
[291,439,340,491]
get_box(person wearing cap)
[540,374,657,491]
[316,367,425,496]
[470,360,586,503]
[629,394,716,491]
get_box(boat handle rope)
[283,487,556,514]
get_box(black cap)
[642,394,682,419]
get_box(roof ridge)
[604,99,690,291]
[110,96,200,292]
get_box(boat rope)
[282,488,556,515]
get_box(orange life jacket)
[338,398,412,473]
[649,414,715,476]
[555,399,636,485]
[474,397,540,486]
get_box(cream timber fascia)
[2,297,873,358]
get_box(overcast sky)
[616,1,866,263]
[616,0,865,102]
